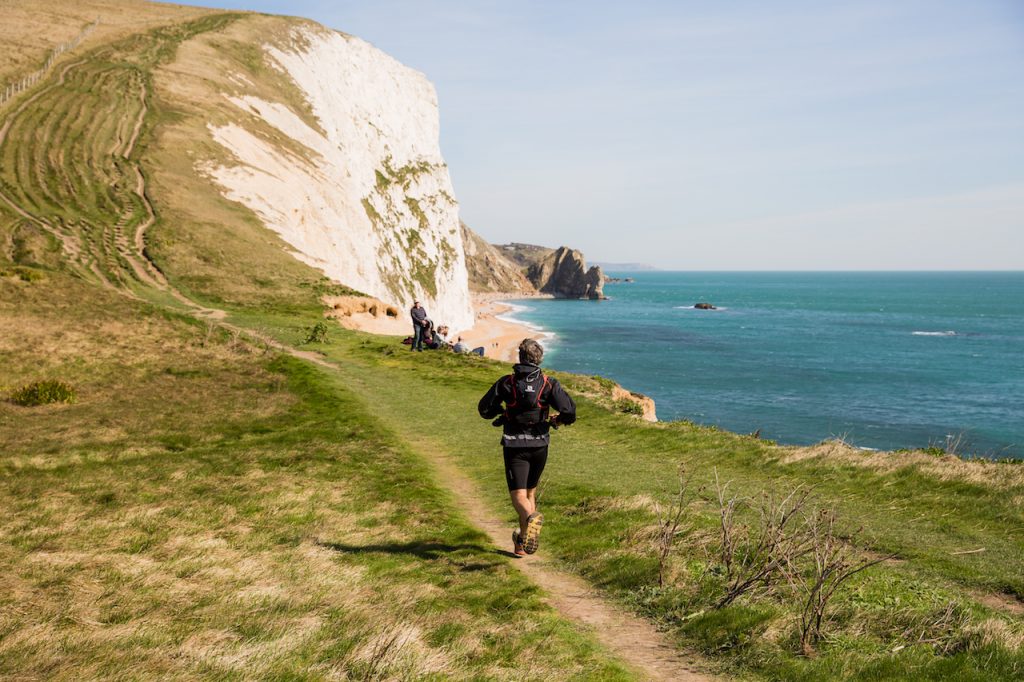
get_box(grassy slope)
[2,1,1022,679]
[0,275,631,680]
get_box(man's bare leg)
[510,489,534,538]
[525,487,538,512]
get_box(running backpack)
[504,371,550,426]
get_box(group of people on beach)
[408,300,484,355]
[411,300,577,557]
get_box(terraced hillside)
[0,13,234,297]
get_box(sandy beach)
[332,293,546,363]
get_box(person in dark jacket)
[478,338,576,555]
[410,300,429,351]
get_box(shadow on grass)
[316,539,519,566]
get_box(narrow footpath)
[322,358,716,682]
[408,429,714,681]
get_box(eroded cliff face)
[205,25,473,331]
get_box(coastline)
[331,292,550,363]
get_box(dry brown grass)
[0,275,295,468]
[0,0,216,86]
[1,270,631,679]
[779,439,1024,492]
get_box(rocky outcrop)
[460,223,536,294]
[204,24,474,332]
[612,385,658,422]
[527,246,605,299]
[323,295,399,320]
[694,302,716,310]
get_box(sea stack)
[527,246,605,299]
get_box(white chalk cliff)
[206,25,473,332]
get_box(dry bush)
[715,471,815,608]
[786,510,894,655]
[654,464,695,588]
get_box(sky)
[182,0,1024,270]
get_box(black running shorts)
[503,445,548,491]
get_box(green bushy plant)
[302,321,330,344]
[10,380,76,406]
[615,397,644,416]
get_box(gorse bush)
[11,380,76,406]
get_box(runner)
[478,338,576,555]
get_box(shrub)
[10,379,76,406]
[615,398,644,416]
[302,321,330,344]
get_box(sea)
[502,272,1024,459]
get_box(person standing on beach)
[410,300,428,352]
[478,338,576,556]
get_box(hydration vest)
[504,369,550,427]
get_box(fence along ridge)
[0,17,100,107]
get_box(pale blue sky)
[183,1,1024,269]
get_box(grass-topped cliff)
[2,1,1022,679]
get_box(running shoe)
[512,529,525,556]
[523,512,544,554]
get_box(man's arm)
[547,378,576,425]
[478,378,507,419]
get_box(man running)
[409,300,428,352]
[478,338,576,556]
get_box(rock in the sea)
[527,246,605,299]
[694,302,716,310]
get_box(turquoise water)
[505,272,1024,459]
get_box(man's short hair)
[518,338,543,365]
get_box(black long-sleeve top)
[478,363,576,447]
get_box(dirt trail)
[323,360,714,680]
[413,436,716,681]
